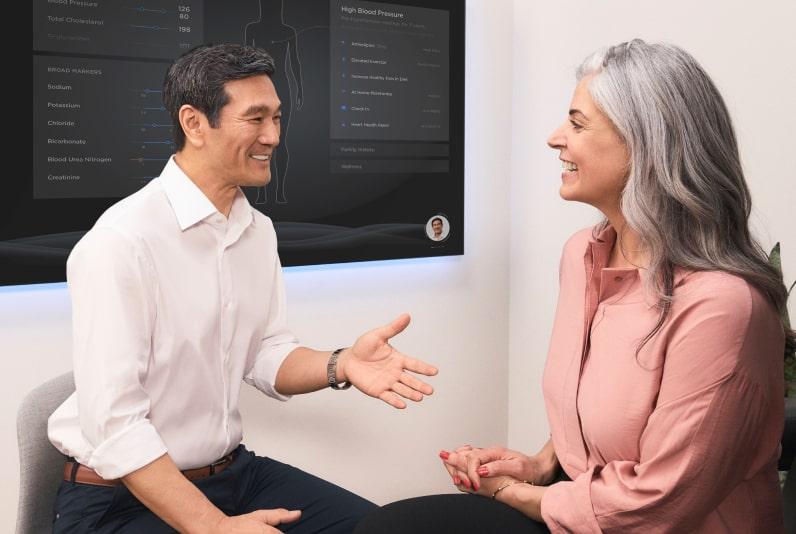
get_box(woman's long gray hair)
[578,39,794,356]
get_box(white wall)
[1,0,513,529]
[236,0,515,503]
[5,0,794,530]
[508,0,796,452]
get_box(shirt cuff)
[541,472,602,533]
[87,419,168,479]
[249,341,299,401]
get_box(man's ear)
[179,104,206,148]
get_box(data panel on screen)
[9,0,464,285]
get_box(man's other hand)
[213,508,301,533]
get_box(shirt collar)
[589,222,617,247]
[587,222,691,287]
[228,188,254,230]
[159,155,253,232]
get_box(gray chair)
[16,372,74,534]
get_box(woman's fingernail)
[453,476,460,484]
[439,450,450,460]
[473,482,479,491]
[477,466,488,476]
[462,478,470,488]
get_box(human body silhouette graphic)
[245,0,304,204]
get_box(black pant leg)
[353,494,550,534]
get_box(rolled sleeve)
[247,335,298,401]
[68,227,167,479]
[542,472,602,533]
[89,420,167,479]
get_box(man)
[430,217,445,241]
[47,43,437,533]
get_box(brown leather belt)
[63,451,237,487]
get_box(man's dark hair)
[431,217,443,225]
[163,43,275,150]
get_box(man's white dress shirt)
[48,156,299,479]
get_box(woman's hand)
[473,447,558,486]
[438,445,548,522]
[439,445,479,490]
[439,445,558,491]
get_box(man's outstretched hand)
[338,314,438,409]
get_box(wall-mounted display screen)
[8,0,464,285]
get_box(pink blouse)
[540,225,785,533]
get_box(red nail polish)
[477,467,488,476]
[439,451,450,460]
[473,482,479,491]
[453,476,460,484]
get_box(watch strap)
[327,348,352,390]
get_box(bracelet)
[491,479,531,499]
[327,348,352,390]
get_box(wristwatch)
[327,348,352,390]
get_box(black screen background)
[6,0,464,285]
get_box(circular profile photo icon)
[425,214,450,242]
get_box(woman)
[355,39,793,533]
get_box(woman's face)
[547,75,629,214]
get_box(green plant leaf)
[770,242,792,331]
[769,242,782,274]
[769,243,795,396]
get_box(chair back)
[16,372,74,534]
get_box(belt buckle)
[208,453,231,475]
[210,454,229,467]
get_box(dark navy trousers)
[52,445,376,533]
